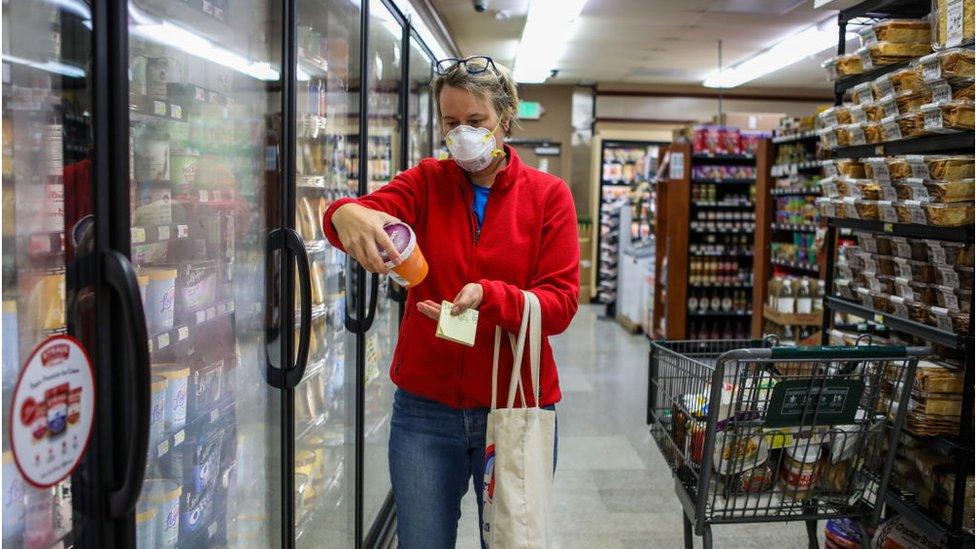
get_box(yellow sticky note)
[435,300,478,347]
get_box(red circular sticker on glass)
[10,335,95,488]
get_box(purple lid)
[378,222,414,262]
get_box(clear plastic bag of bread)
[933,0,976,49]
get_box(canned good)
[379,222,428,288]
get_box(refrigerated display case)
[2,0,439,546]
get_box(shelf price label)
[178,326,189,341]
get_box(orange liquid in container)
[380,222,428,287]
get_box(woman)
[321,56,579,548]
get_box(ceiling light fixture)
[513,0,587,83]
[702,20,855,88]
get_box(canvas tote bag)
[482,291,555,549]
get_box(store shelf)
[688,310,753,318]
[770,258,819,273]
[690,223,756,234]
[691,153,755,163]
[131,223,191,245]
[771,130,819,144]
[148,299,236,354]
[827,217,975,243]
[837,0,931,22]
[129,94,186,122]
[833,59,912,96]
[824,296,964,349]
[691,178,755,185]
[690,251,754,258]
[771,161,824,177]
[763,305,821,327]
[883,487,967,548]
[771,187,821,197]
[831,132,975,159]
[690,281,752,289]
[772,223,818,233]
[693,201,754,208]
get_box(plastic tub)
[156,364,189,431]
[379,222,428,288]
[143,268,177,333]
[142,479,181,547]
[780,442,822,500]
[149,375,168,457]
[136,502,157,549]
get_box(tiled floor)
[452,304,814,548]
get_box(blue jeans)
[389,389,557,549]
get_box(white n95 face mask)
[445,123,504,172]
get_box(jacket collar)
[451,144,523,192]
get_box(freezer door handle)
[102,250,151,518]
[267,228,313,388]
[343,258,380,334]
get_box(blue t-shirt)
[471,183,490,229]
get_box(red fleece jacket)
[322,146,579,408]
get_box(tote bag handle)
[491,291,542,410]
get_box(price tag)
[878,201,898,222]
[850,105,868,124]
[214,6,224,20]
[131,227,146,244]
[931,81,953,104]
[879,185,898,202]
[906,155,930,179]
[847,124,866,146]
[174,429,186,447]
[882,116,902,141]
[923,105,943,130]
[931,306,954,331]
[938,287,960,310]
[157,225,170,241]
[866,158,890,182]
[905,201,928,224]
[890,296,909,317]
[823,161,839,178]
[881,96,900,118]
[169,104,182,120]
[195,87,207,102]
[157,332,170,349]
[874,76,895,100]
[843,197,860,218]
[927,242,948,265]
[858,27,878,47]
[891,237,912,258]
[177,224,189,238]
[938,266,960,288]
[854,82,875,104]
[920,56,941,83]
[199,190,210,202]
[202,0,213,14]
[195,310,207,324]
[208,522,218,539]
[178,326,189,341]
[858,47,874,70]
[860,235,878,254]
[208,91,219,104]
[947,0,965,47]
[157,439,170,457]
[894,258,913,278]
[152,100,167,116]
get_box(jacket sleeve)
[321,163,427,251]
[477,182,580,336]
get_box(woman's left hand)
[415,283,484,320]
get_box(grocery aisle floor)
[454,304,811,549]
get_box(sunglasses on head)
[435,56,497,76]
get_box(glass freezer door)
[2,0,102,546]
[126,0,283,546]
[362,0,403,534]
[407,35,433,166]
[292,0,361,547]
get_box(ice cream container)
[149,375,168,455]
[177,261,217,317]
[144,268,177,333]
[136,502,158,549]
[170,150,199,194]
[141,479,181,547]
[138,274,150,305]
[157,364,189,431]
[378,222,427,288]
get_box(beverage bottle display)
[721,293,732,312]
[768,277,782,309]
[698,292,709,313]
[814,280,825,313]
[709,292,721,312]
[778,279,795,314]
[796,279,813,314]
[688,293,699,313]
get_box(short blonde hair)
[432,58,520,136]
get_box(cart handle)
[768,345,926,360]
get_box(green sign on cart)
[763,379,864,428]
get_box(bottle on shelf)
[778,278,795,315]
[814,280,824,313]
[796,279,813,315]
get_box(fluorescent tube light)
[396,1,450,61]
[702,21,854,88]
[513,0,587,83]
[2,54,86,78]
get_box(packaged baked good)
[821,158,866,178]
[823,54,864,80]
[880,90,932,117]
[849,179,897,200]
[838,124,869,146]
[934,284,973,312]
[927,78,976,104]
[845,197,881,220]
[881,113,924,141]
[925,241,974,266]
[876,200,900,222]
[897,201,976,226]
[894,178,976,202]
[914,360,965,393]
[863,122,885,143]
[920,100,975,132]
[892,257,936,282]
[834,278,856,300]
[894,276,935,303]
[863,157,894,181]
[861,101,888,122]
[816,197,840,218]
[929,305,970,332]
[860,42,933,68]
[819,127,843,149]
[866,18,932,45]
[891,154,976,180]
[861,253,896,276]
[874,68,930,99]
[933,0,975,49]
[859,273,897,294]
[858,233,893,255]
[818,105,853,127]
[911,388,963,415]
[855,287,889,311]
[888,237,930,261]
[889,295,930,323]
[916,48,976,82]
[933,264,974,289]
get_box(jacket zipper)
[458,186,487,406]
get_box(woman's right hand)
[331,203,402,274]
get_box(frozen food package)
[916,48,976,82]
[873,68,929,99]
[822,54,863,80]
[919,100,975,132]
[865,18,931,45]
[933,0,975,49]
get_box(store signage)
[10,335,95,487]
[518,101,543,120]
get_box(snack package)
[823,54,863,80]
[919,100,975,132]
[895,178,975,202]
[873,68,929,99]
[860,42,933,69]
[915,48,976,82]
[888,154,975,180]
[933,0,975,49]
[926,78,976,103]
[865,18,931,45]
[881,113,924,141]
[819,105,854,127]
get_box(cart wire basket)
[646,338,930,549]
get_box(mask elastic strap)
[484,121,504,158]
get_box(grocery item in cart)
[933,0,975,49]
[873,515,943,548]
[822,54,863,80]
[780,442,822,501]
[916,48,976,82]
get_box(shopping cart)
[646,338,929,549]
